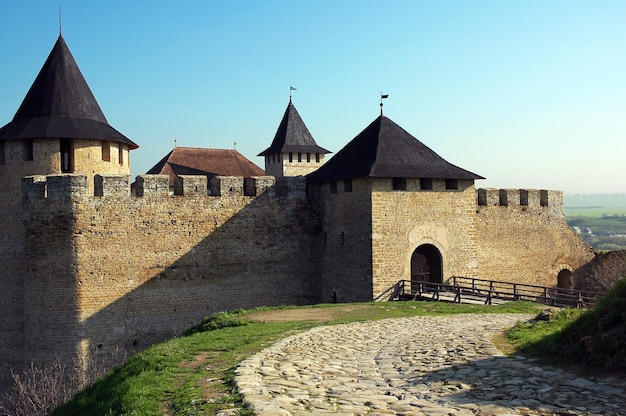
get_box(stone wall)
[21,174,321,376]
[476,188,595,286]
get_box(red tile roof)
[147,147,265,185]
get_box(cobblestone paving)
[234,314,626,415]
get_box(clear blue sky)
[1,1,625,194]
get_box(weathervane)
[233,140,237,150]
[290,85,297,101]
[380,93,389,116]
[174,138,177,148]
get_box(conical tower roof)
[0,35,138,149]
[258,99,329,156]
[307,115,483,183]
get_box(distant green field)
[564,194,626,250]
[564,194,626,218]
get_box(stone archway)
[557,269,573,289]
[411,244,443,285]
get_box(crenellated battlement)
[22,174,296,203]
[477,188,563,208]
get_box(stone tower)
[258,99,330,177]
[0,34,137,385]
[307,115,485,302]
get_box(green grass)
[53,301,543,415]
[507,279,626,372]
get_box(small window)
[445,179,458,190]
[341,231,345,246]
[306,153,311,162]
[420,178,433,190]
[298,152,302,162]
[392,177,406,191]
[102,141,111,162]
[289,152,293,162]
[329,181,337,193]
[344,179,352,193]
[0,141,5,165]
[315,153,320,163]
[24,139,34,161]
[60,138,73,172]
[118,145,124,165]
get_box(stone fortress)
[0,34,595,386]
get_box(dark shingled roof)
[307,115,484,183]
[147,147,265,185]
[258,100,330,156]
[0,35,138,149]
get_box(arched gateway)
[411,244,443,285]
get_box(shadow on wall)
[24,176,323,379]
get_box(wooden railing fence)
[380,277,602,308]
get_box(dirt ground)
[244,305,374,323]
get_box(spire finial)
[290,85,297,101]
[174,138,177,148]
[233,140,237,150]
[59,6,63,36]
[380,92,389,116]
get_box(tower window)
[315,153,320,163]
[24,139,34,161]
[329,181,337,193]
[392,177,406,191]
[344,179,352,192]
[102,141,111,161]
[306,153,311,162]
[60,138,73,172]
[118,145,124,165]
[445,179,458,190]
[420,178,433,190]
[298,152,302,162]
[0,141,5,165]
[289,152,293,162]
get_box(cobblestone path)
[234,314,626,415]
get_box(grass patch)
[507,279,626,372]
[53,301,542,415]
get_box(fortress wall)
[371,179,479,297]
[476,188,594,286]
[22,174,321,373]
[314,177,373,303]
